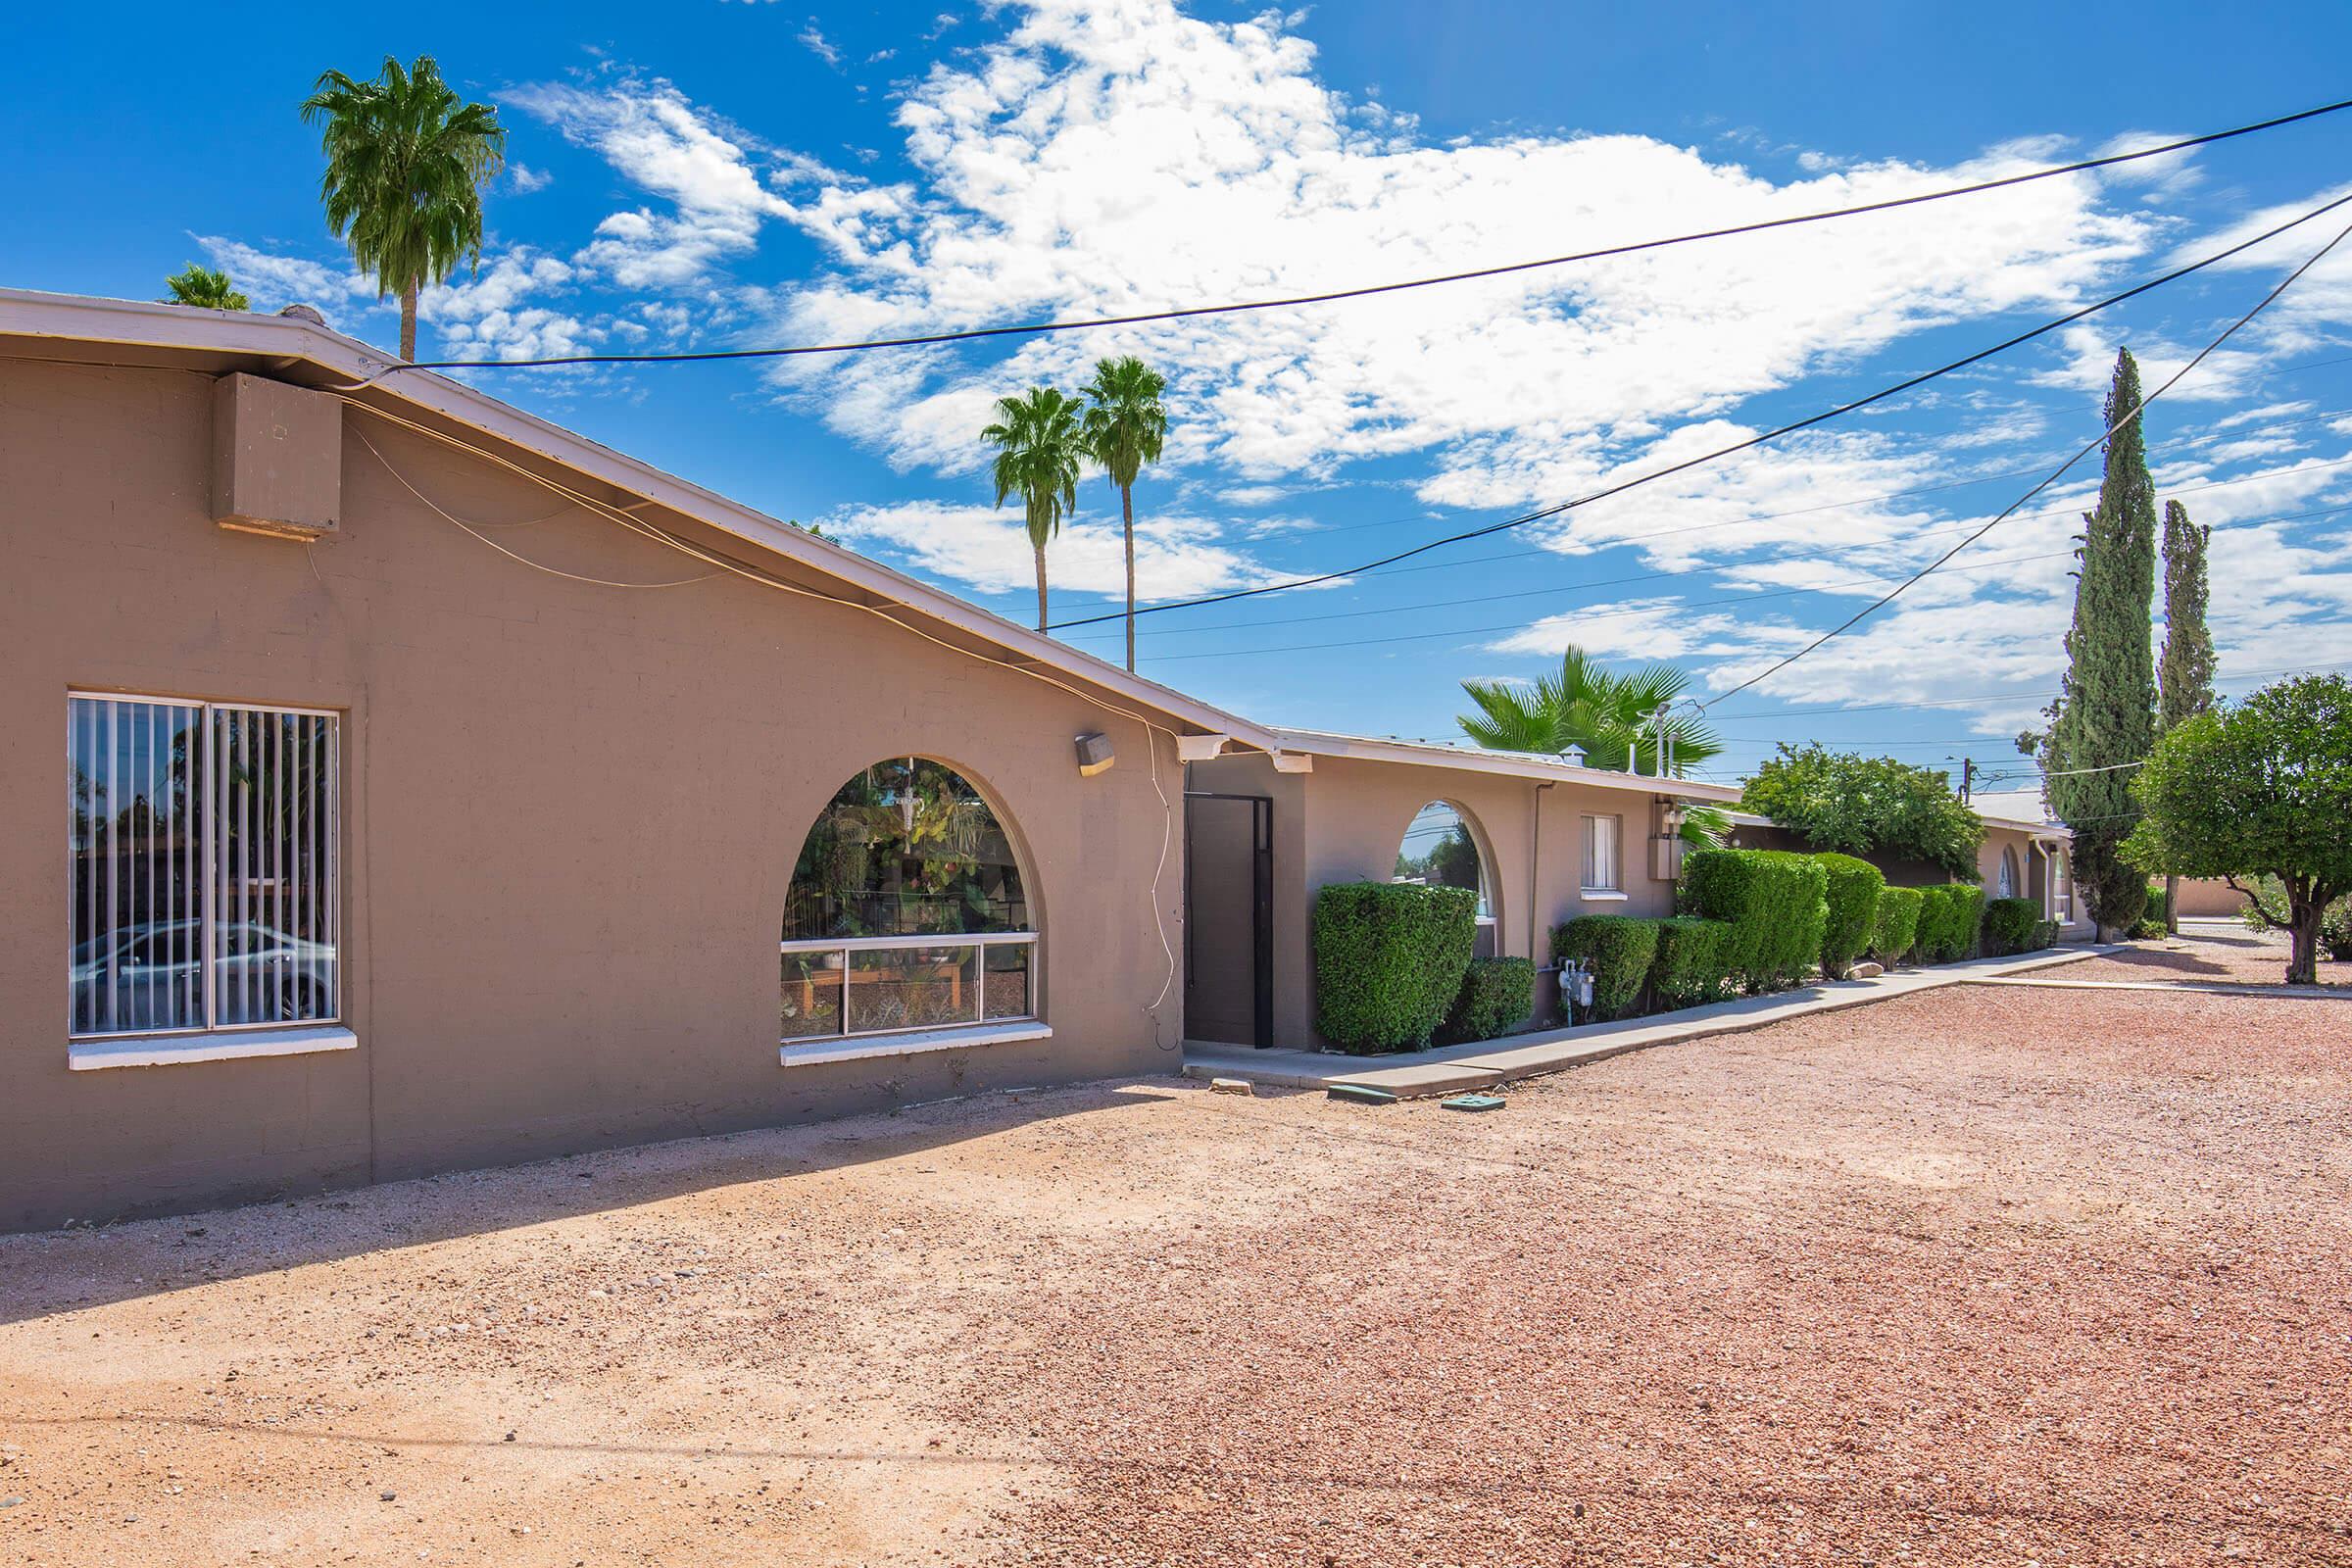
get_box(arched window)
[781,758,1036,1042]
[1394,800,1496,956]
[1997,847,2021,899]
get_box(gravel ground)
[4,979,2348,1567]
[2064,921,2349,988]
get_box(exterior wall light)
[1075,731,1116,777]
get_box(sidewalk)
[1183,944,2117,1099]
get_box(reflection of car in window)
[69,920,338,1031]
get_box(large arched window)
[1996,846,2021,899]
[781,758,1036,1042]
[1394,800,1496,956]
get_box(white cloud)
[2091,128,2204,200]
[695,0,2153,501]
[509,163,554,193]
[798,21,845,70]
[824,499,1297,600]
[511,74,912,289]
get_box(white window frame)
[1581,812,1624,895]
[68,691,349,1067]
[779,930,1041,1054]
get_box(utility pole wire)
[1049,188,2352,630]
[367,97,2352,377]
[1704,207,2352,709]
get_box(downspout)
[1531,780,1555,964]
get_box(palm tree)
[981,387,1085,631]
[162,265,249,311]
[300,56,506,362]
[1078,357,1169,671]
[1459,646,1728,844]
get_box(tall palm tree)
[161,264,249,311]
[1460,646,1728,843]
[301,56,506,362]
[1078,356,1169,671]
[981,387,1085,631]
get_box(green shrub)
[1441,956,1536,1044]
[2142,882,2172,930]
[1680,848,1830,992]
[1649,917,1734,1008]
[2322,898,2352,961]
[1871,885,1925,965]
[1915,883,1986,963]
[1814,853,1886,980]
[1313,882,1477,1053]
[1981,896,2043,956]
[2032,918,2061,951]
[1554,915,1662,1022]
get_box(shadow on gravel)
[0,1079,1172,1328]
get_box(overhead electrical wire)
[1044,397,2352,588]
[360,96,2352,378]
[1705,207,2352,706]
[1046,187,2352,631]
[1060,494,2352,647]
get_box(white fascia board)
[0,289,1277,754]
[1263,727,1747,802]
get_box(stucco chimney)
[212,371,342,540]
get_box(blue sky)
[9,1,2352,801]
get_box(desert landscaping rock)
[1,929,2344,1565]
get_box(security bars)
[69,693,340,1039]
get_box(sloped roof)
[0,286,1757,806]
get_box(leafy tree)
[2156,497,2216,933]
[1078,356,1169,672]
[2032,347,2159,938]
[1742,743,1985,882]
[2123,673,2352,985]
[301,56,507,362]
[162,264,249,311]
[1425,825,1482,896]
[980,387,1085,630]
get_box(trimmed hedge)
[1650,917,1735,1007]
[1554,915,1661,1023]
[1313,882,1477,1053]
[1871,885,1925,965]
[1815,852,1886,980]
[1441,956,1536,1044]
[1981,896,2045,957]
[2032,918,2061,951]
[1915,883,1986,963]
[1680,848,1830,993]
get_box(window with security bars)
[69,694,340,1038]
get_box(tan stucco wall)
[1,361,1186,1230]
[2172,877,2252,918]
[1190,752,1682,1049]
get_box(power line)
[1047,189,2352,630]
[1064,493,2352,646]
[1706,208,2352,706]
[368,98,2352,377]
[1128,546,2077,662]
[1044,399,2352,593]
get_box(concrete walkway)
[1967,974,2352,1000]
[1183,944,2118,1099]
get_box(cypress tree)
[2043,348,2159,939]
[2156,499,2216,933]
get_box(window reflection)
[783,759,1028,941]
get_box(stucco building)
[3,290,1756,1229]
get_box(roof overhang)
[1263,728,1747,801]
